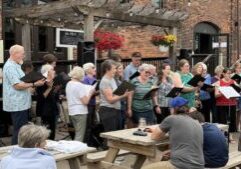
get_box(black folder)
[129,71,140,80]
[166,87,183,98]
[200,83,214,91]
[231,74,241,84]
[231,84,241,93]
[143,86,159,99]
[20,71,45,83]
[113,81,135,96]
[187,75,205,87]
[92,80,100,91]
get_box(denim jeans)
[10,109,29,145]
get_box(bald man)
[3,45,45,145]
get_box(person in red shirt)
[215,68,237,142]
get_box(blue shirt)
[0,146,57,169]
[202,123,229,168]
[124,63,138,81]
[3,59,31,112]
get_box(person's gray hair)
[9,45,24,56]
[41,64,53,75]
[215,65,224,75]
[83,63,95,74]
[138,63,150,72]
[18,124,50,148]
[68,66,85,81]
[148,64,156,70]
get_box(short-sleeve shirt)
[202,123,228,168]
[65,81,91,116]
[3,59,31,112]
[159,115,204,169]
[177,71,195,107]
[131,78,154,112]
[123,63,138,81]
[99,76,120,109]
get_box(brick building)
[0,0,240,68]
[106,0,236,67]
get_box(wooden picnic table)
[0,145,96,169]
[100,127,169,169]
[99,124,229,169]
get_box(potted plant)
[150,34,177,52]
[94,30,124,57]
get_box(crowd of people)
[1,44,240,168]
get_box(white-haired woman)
[127,64,159,126]
[36,64,59,140]
[66,66,94,142]
[82,62,97,145]
[0,124,56,169]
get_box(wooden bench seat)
[221,151,241,169]
[87,149,130,163]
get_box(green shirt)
[131,78,154,112]
[178,71,195,107]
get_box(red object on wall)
[94,30,124,51]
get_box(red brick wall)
[179,0,231,49]
[95,0,234,61]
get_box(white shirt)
[65,81,92,116]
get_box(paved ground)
[1,124,240,168]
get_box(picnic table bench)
[0,145,96,169]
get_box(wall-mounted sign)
[56,28,84,48]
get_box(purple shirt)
[82,75,96,105]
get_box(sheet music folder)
[129,71,140,80]
[230,84,241,93]
[231,74,241,84]
[166,87,183,98]
[200,83,214,91]
[113,81,135,96]
[20,71,45,83]
[187,75,205,87]
[143,86,159,99]
[218,86,241,99]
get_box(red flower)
[94,30,124,51]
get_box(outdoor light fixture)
[58,18,61,22]
[40,20,43,24]
[129,12,133,16]
[26,20,29,24]
[155,8,160,13]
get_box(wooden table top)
[100,123,228,146]
[100,127,167,146]
[0,145,96,161]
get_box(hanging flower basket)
[94,30,124,51]
[150,34,177,50]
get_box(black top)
[36,84,60,117]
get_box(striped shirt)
[131,78,154,112]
